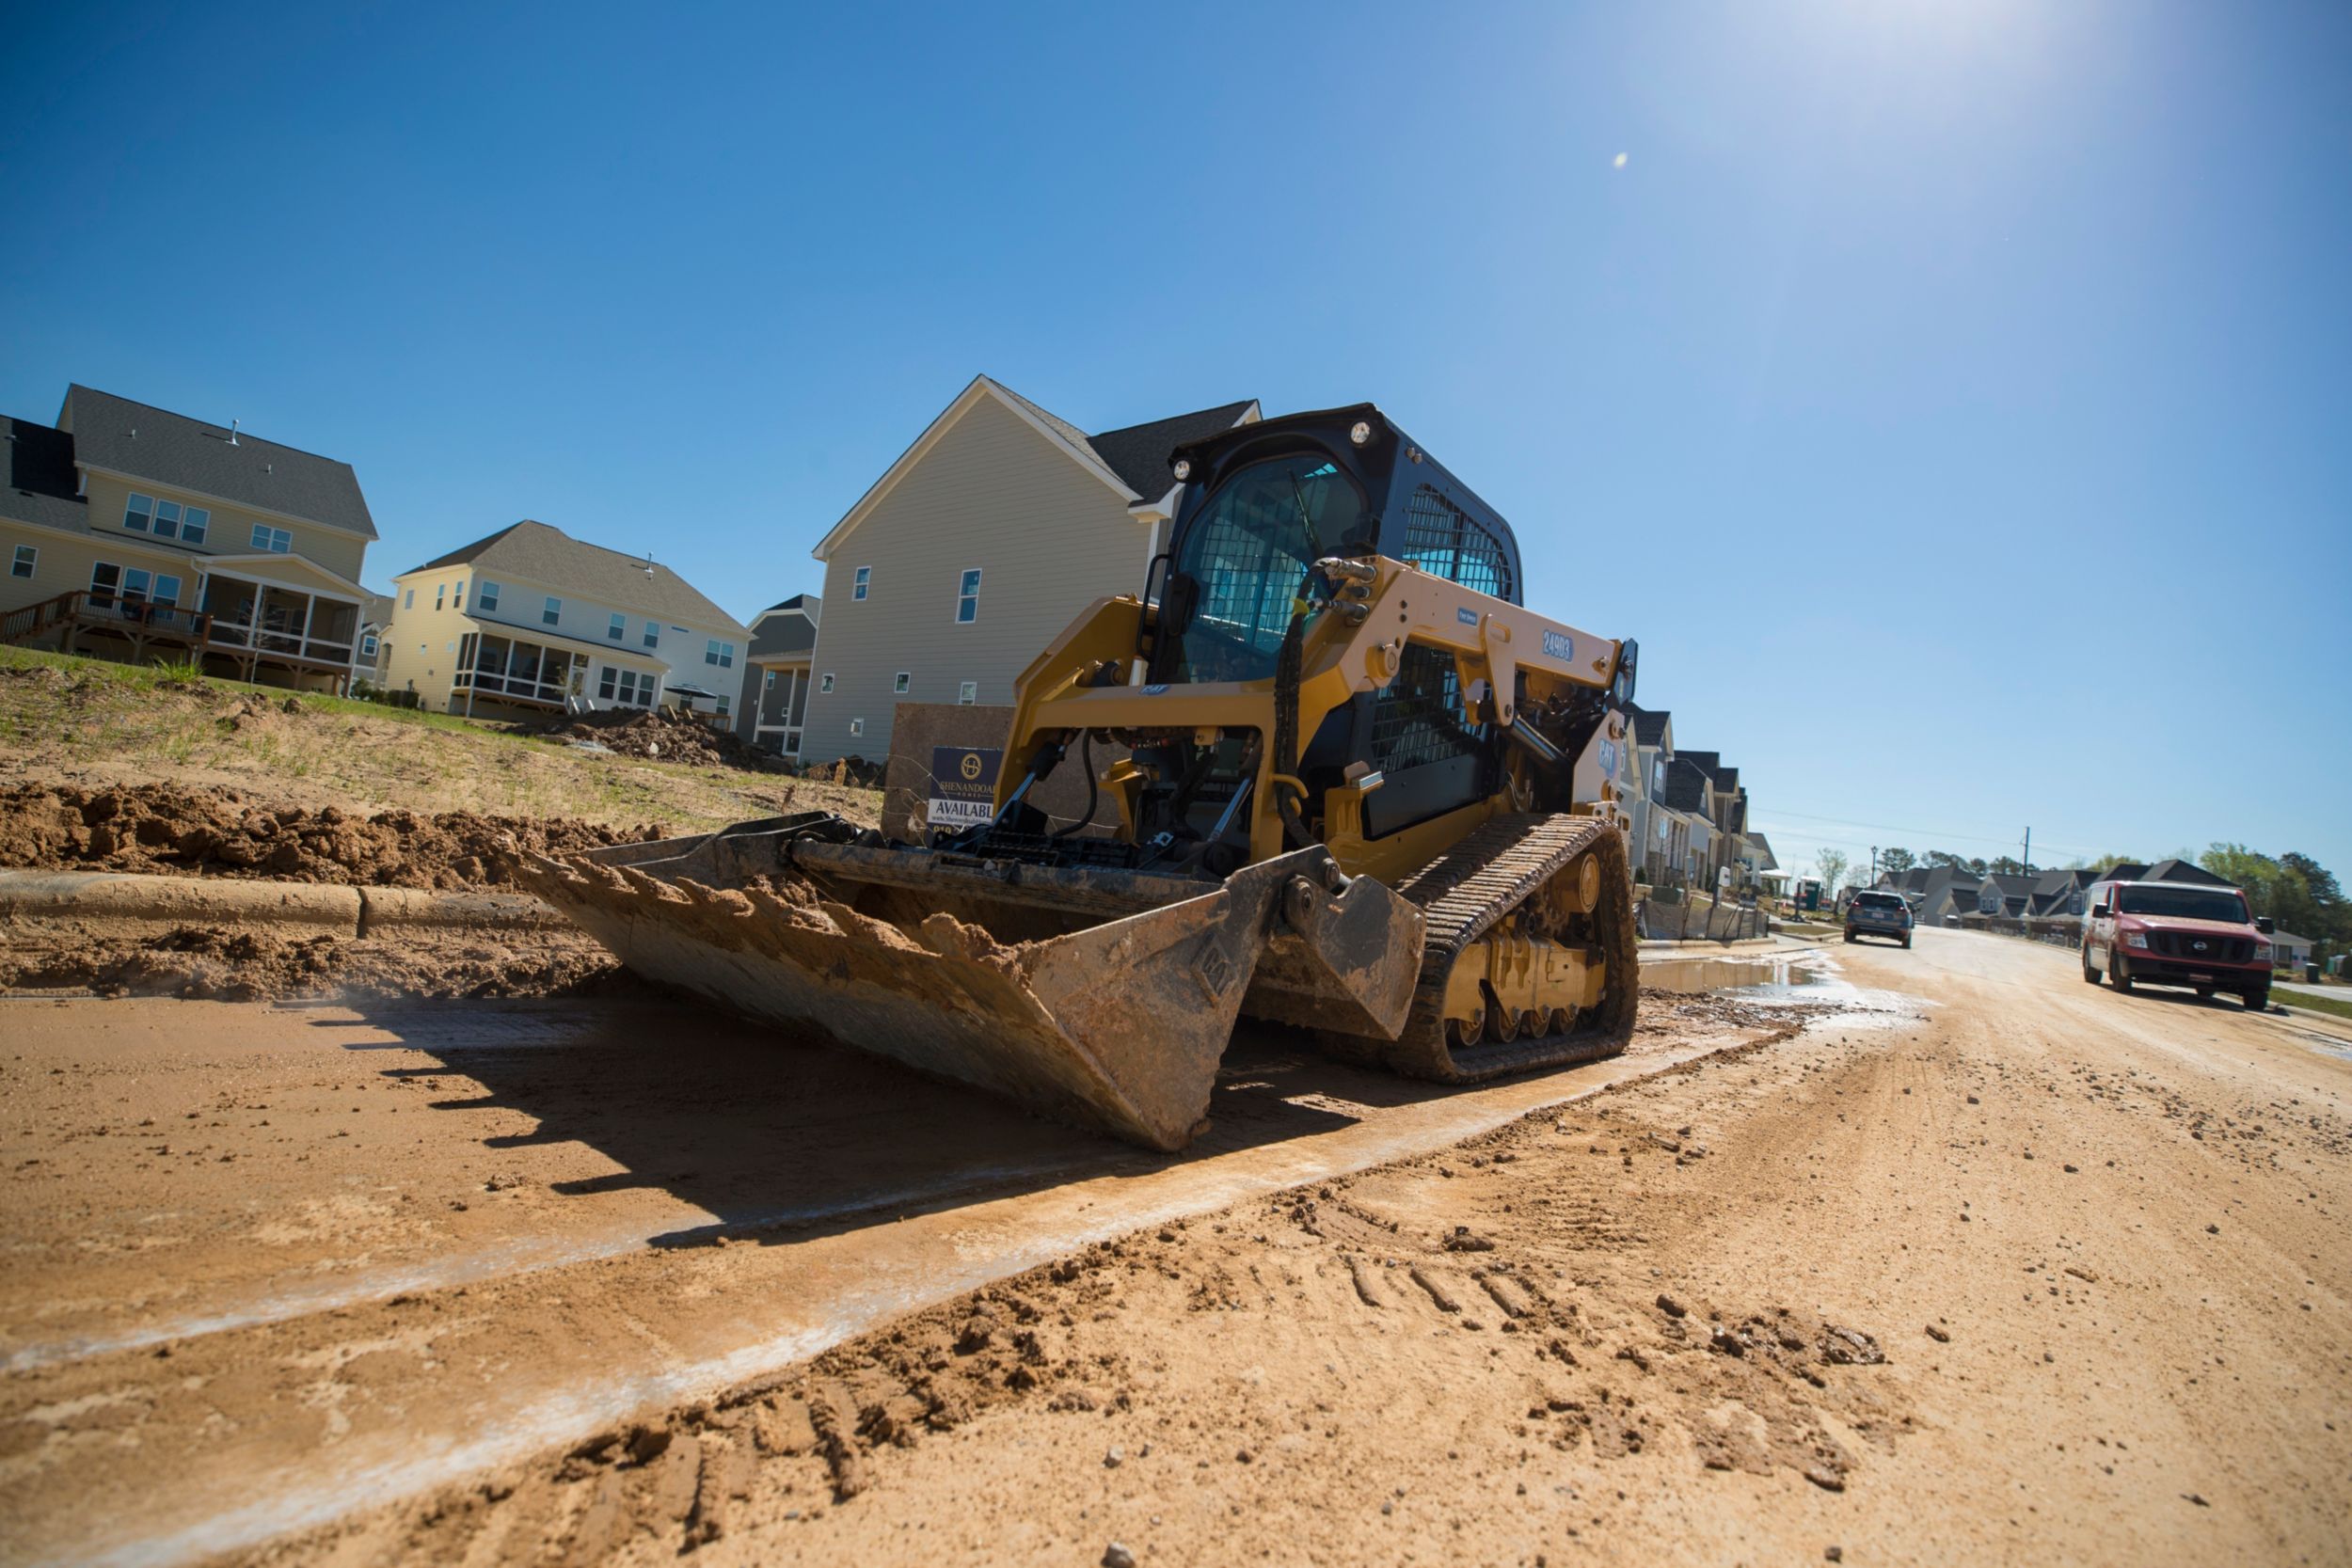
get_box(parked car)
[1844,889,1914,948]
[2081,879,2273,1009]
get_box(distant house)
[736,594,820,756]
[2140,858,2233,888]
[1877,863,1985,926]
[382,520,751,721]
[3,385,380,692]
[1977,873,2040,916]
[1621,703,1677,884]
[800,375,1259,763]
[2271,931,2315,969]
[2026,868,2097,917]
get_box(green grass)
[2280,987,2352,1023]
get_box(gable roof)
[403,520,748,636]
[2143,858,2233,887]
[1622,703,1672,748]
[1661,756,1712,811]
[1,415,90,536]
[61,386,376,540]
[756,593,819,619]
[813,375,1256,561]
[1980,873,2040,895]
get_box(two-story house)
[381,521,751,720]
[2,386,377,690]
[799,375,1259,763]
[735,594,820,756]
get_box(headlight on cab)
[2123,931,2149,949]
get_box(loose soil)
[0,916,632,1002]
[0,780,660,888]
[3,931,2345,1566]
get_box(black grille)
[1401,485,1513,601]
[1370,642,1485,774]
[2151,932,2252,963]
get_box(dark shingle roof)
[405,520,748,637]
[2143,858,2233,887]
[1661,756,1711,811]
[759,593,820,617]
[1621,703,1671,747]
[749,603,819,659]
[1088,402,1258,499]
[1,416,90,536]
[62,386,376,540]
[1981,873,2040,895]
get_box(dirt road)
[3,928,2346,1566]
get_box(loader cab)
[1144,406,1534,847]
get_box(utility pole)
[2022,828,2031,876]
[1870,846,1879,885]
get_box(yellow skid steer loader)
[524,405,1642,1150]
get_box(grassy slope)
[0,645,880,832]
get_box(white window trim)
[542,595,563,626]
[10,544,35,579]
[852,565,871,602]
[958,680,977,705]
[643,620,660,648]
[849,717,864,736]
[893,671,911,694]
[478,580,501,612]
[955,566,980,625]
[608,613,628,641]
[819,673,835,693]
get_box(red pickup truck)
[2081,879,2275,1010]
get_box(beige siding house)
[382,521,751,721]
[799,375,1257,764]
[2,386,378,690]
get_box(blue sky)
[5,2,2346,876]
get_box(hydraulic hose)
[1050,730,1099,841]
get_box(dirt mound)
[0,921,634,1002]
[548,707,784,770]
[0,782,660,889]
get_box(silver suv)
[1845,890,1914,949]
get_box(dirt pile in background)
[0,782,659,888]
[549,707,782,770]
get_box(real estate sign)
[929,745,1002,830]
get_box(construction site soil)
[0,781,660,888]
[2,931,2345,1568]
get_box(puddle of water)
[1641,952,1814,993]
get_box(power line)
[1748,807,2107,857]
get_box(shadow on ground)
[314,994,1478,1250]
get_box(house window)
[361,632,378,658]
[762,669,776,690]
[123,494,153,531]
[90,562,172,605]
[852,565,870,601]
[149,500,182,539]
[850,717,864,736]
[181,508,208,545]
[404,588,415,610]
[250,524,293,553]
[597,668,655,707]
[715,695,730,717]
[705,639,735,669]
[608,612,627,641]
[958,680,977,705]
[542,595,562,626]
[435,584,446,611]
[453,580,466,610]
[956,567,980,624]
[9,545,33,579]
[893,671,911,694]
[642,620,659,649]
[819,673,834,693]
[478,580,501,612]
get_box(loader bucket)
[520,816,1422,1151]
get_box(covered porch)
[452,629,594,715]
[197,559,366,694]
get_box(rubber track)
[1365,813,1640,1082]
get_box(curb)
[0,869,562,937]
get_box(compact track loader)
[524,405,1642,1150]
